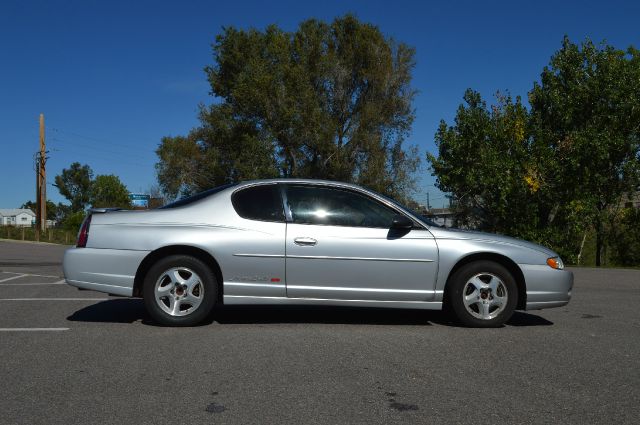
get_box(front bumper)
[520,264,573,310]
[63,247,149,297]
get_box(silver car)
[63,179,572,327]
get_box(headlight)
[546,256,564,270]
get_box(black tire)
[143,255,217,326]
[447,261,518,328]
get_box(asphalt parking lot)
[0,239,638,424]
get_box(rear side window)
[232,185,285,222]
[160,184,236,209]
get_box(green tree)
[54,162,93,212]
[428,90,540,237]
[609,207,640,266]
[54,203,72,225]
[529,37,640,266]
[90,174,132,209]
[62,210,86,234]
[429,37,640,264]
[157,15,420,201]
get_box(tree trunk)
[595,226,603,267]
[577,232,587,265]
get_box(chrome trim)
[287,285,432,294]
[233,253,286,258]
[234,253,436,263]
[286,254,434,263]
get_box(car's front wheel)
[447,261,518,328]
[143,255,217,326]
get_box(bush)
[62,211,86,234]
[610,208,640,267]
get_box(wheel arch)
[443,252,527,310]
[133,245,223,303]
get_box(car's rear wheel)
[447,261,518,328]
[143,255,217,326]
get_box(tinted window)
[285,185,398,228]
[232,185,285,222]
[160,184,236,209]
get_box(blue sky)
[1,0,638,209]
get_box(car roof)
[234,178,364,191]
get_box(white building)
[0,209,36,227]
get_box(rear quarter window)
[231,185,285,222]
[160,184,236,209]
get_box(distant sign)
[129,193,150,208]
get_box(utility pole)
[39,114,46,233]
[35,114,47,240]
[35,151,41,241]
[426,192,431,211]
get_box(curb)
[0,238,72,247]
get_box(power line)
[49,136,152,161]
[49,127,157,153]
[50,148,154,169]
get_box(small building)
[0,209,36,227]
[423,207,455,228]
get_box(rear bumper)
[63,247,149,297]
[520,264,573,310]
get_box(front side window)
[285,185,399,228]
[232,184,285,222]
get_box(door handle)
[294,237,317,246]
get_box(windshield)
[159,183,237,209]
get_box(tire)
[447,261,518,328]
[143,255,217,326]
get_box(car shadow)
[213,305,440,326]
[67,298,149,324]
[66,299,553,327]
[506,311,554,326]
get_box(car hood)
[428,227,558,257]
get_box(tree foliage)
[428,90,538,237]
[609,207,640,266]
[90,174,132,209]
[528,37,640,265]
[54,164,132,217]
[429,37,640,264]
[156,15,420,201]
[54,162,93,212]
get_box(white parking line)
[0,274,27,283]
[0,298,108,301]
[0,280,67,286]
[0,272,63,279]
[0,328,70,332]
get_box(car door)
[283,184,438,302]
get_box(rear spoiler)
[89,208,127,213]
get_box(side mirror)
[390,214,413,230]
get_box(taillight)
[76,214,92,248]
